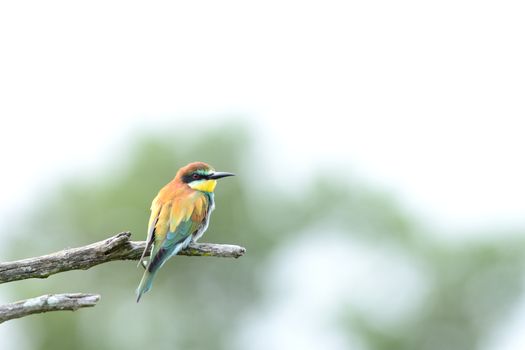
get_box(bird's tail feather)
[136,268,157,303]
[135,238,190,302]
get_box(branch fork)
[0,232,245,322]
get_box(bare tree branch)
[0,233,244,323]
[0,232,246,284]
[0,293,100,323]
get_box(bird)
[136,161,235,302]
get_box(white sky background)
[0,1,524,349]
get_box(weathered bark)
[0,232,246,284]
[0,232,245,323]
[0,293,100,323]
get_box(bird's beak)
[209,171,235,179]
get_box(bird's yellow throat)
[189,179,217,192]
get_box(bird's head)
[177,162,235,193]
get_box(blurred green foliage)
[3,123,525,350]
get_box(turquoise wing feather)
[136,217,203,302]
[149,220,195,270]
[136,190,210,302]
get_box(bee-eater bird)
[136,161,235,302]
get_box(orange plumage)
[136,162,234,302]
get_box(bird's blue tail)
[136,269,158,302]
[135,236,192,302]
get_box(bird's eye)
[192,173,200,180]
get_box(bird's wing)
[137,198,162,267]
[146,193,209,273]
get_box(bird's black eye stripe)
[183,172,211,183]
[182,174,194,183]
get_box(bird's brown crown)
[177,162,214,178]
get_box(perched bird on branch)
[136,162,235,302]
